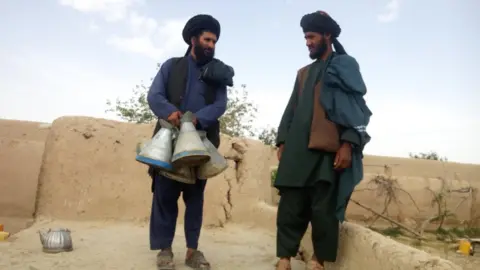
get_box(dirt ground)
[0,216,35,235]
[3,117,479,269]
[392,236,480,270]
[0,218,306,270]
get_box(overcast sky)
[0,0,479,164]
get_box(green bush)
[270,167,278,187]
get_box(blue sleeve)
[340,128,361,146]
[147,58,178,119]
[195,85,228,129]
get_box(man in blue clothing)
[147,14,229,270]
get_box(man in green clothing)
[274,11,368,270]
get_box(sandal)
[157,249,175,270]
[185,250,211,269]
[275,259,292,270]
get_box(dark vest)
[150,57,220,147]
[148,57,221,184]
[296,62,340,153]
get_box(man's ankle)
[311,254,324,265]
[186,248,196,257]
[277,257,291,268]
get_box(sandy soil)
[427,247,480,270]
[0,219,306,270]
[0,217,35,235]
[393,236,480,270]
[3,117,479,270]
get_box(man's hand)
[192,114,198,126]
[277,144,284,161]
[167,111,182,127]
[334,143,352,170]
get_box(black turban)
[182,14,221,45]
[300,11,346,55]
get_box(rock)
[404,218,417,228]
[224,148,243,161]
[231,139,247,154]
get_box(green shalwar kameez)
[275,59,358,262]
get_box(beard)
[309,39,328,60]
[193,43,214,65]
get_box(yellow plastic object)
[0,231,9,241]
[458,239,472,255]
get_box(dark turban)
[182,14,221,45]
[300,11,346,55]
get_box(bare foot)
[308,259,325,270]
[276,258,292,270]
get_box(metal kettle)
[38,228,73,253]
